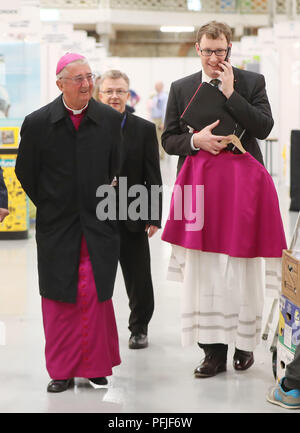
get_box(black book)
[181,82,240,136]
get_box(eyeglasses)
[61,73,96,85]
[199,48,228,57]
[99,90,129,96]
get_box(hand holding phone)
[224,46,231,62]
[218,46,234,99]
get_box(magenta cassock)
[162,150,287,258]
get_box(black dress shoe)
[47,378,74,393]
[194,354,227,378]
[128,333,148,349]
[233,348,254,371]
[88,377,108,385]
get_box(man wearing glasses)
[162,20,273,172]
[98,70,162,350]
[162,21,274,379]
[15,53,122,392]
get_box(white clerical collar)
[62,97,88,115]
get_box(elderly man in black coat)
[15,53,123,393]
[0,167,9,222]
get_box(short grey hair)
[56,58,89,80]
[99,70,130,89]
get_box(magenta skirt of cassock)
[42,237,121,380]
[162,151,287,258]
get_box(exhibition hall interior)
[1,0,300,413]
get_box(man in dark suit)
[162,21,273,176]
[162,21,274,378]
[15,53,122,392]
[0,167,9,222]
[98,70,162,349]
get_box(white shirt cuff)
[190,134,200,151]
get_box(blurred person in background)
[267,327,300,409]
[0,166,9,222]
[150,81,168,159]
[92,74,101,101]
[126,89,140,113]
[0,86,10,118]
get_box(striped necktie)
[210,79,221,88]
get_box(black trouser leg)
[198,343,228,361]
[119,225,154,336]
[285,342,300,390]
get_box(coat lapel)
[49,95,76,136]
[121,112,136,172]
[232,67,242,94]
[49,95,67,124]
[190,71,202,95]
[85,98,103,126]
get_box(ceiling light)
[187,0,201,11]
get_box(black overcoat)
[162,67,274,175]
[120,112,163,232]
[15,95,123,303]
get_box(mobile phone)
[225,47,231,62]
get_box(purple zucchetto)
[56,52,86,75]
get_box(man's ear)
[56,79,63,92]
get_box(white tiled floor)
[0,154,298,413]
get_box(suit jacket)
[162,67,274,175]
[0,167,8,209]
[120,112,162,232]
[15,95,122,303]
